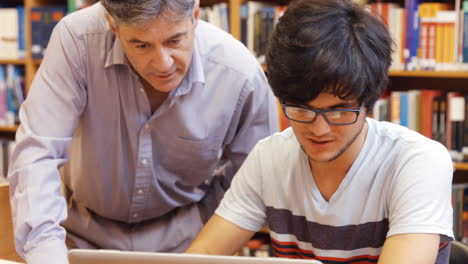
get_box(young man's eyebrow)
[302,102,358,109]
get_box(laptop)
[68,249,323,264]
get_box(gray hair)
[101,0,195,25]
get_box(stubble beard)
[304,119,367,163]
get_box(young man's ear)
[104,13,117,35]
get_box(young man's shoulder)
[370,118,449,158]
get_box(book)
[449,96,465,154]
[404,0,420,71]
[420,90,442,139]
[390,91,401,125]
[0,8,19,59]
[30,7,43,59]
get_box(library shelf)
[0,125,19,133]
[0,125,19,140]
[0,59,26,65]
[455,162,468,171]
[389,71,468,79]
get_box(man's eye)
[169,39,181,44]
[136,44,148,49]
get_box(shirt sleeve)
[8,18,87,263]
[387,141,454,241]
[218,65,278,187]
[215,142,267,232]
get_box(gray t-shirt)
[216,118,454,263]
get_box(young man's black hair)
[266,0,392,110]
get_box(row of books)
[240,3,287,64]
[0,140,16,183]
[368,1,468,72]
[31,6,67,59]
[0,65,25,127]
[453,184,468,242]
[371,90,468,161]
[0,7,25,60]
[200,3,230,33]
[0,0,96,60]
[201,2,287,64]
[199,0,468,71]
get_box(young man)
[186,0,454,263]
[8,1,278,263]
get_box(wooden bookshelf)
[0,59,26,65]
[228,0,242,40]
[0,125,19,140]
[389,71,468,79]
[455,162,468,171]
[0,183,24,263]
[0,125,19,133]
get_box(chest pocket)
[155,135,222,186]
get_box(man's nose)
[151,48,173,73]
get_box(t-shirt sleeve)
[387,141,454,241]
[215,142,267,232]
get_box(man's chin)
[147,79,181,93]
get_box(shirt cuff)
[25,239,68,264]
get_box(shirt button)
[140,88,145,93]
[137,189,144,194]
[204,179,210,185]
[133,213,138,218]
[141,159,148,165]
[145,124,150,129]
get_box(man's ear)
[104,13,117,35]
[193,0,200,27]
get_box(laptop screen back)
[68,249,323,264]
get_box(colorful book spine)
[17,6,25,58]
[30,7,43,59]
[404,0,420,71]
[463,1,468,70]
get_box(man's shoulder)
[59,3,109,38]
[195,21,262,77]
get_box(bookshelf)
[0,183,23,262]
[0,59,26,65]
[389,71,468,78]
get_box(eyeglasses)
[281,103,364,125]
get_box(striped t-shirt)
[216,118,454,264]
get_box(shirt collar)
[172,38,205,97]
[104,36,130,68]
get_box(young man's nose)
[309,114,331,136]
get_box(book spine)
[30,7,43,59]
[400,92,409,127]
[17,6,25,58]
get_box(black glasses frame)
[281,103,365,126]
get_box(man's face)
[107,10,198,93]
[289,93,367,163]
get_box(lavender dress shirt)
[8,3,278,264]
